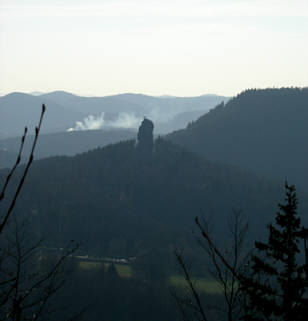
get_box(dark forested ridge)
[2,104,308,320]
[2,137,295,259]
[0,129,136,168]
[167,88,308,191]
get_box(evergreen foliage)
[0,138,284,260]
[241,183,308,321]
[168,88,308,191]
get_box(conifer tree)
[241,183,308,321]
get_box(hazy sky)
[0,0,307,96]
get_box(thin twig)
[175,249,209,321]
[0,104,45,234]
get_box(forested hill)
[167,88,308,191]
[0,129,136,168]
[3,138,290,258]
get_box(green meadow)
[78,261,133,278]
[78,261,222,294]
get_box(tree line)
[1,104,307,320]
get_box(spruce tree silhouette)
[241,183,308,321]
[175,183,308,321]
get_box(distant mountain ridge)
[38,91,229,114]
[0,91,228,138]
[40,91,148,115]
[0,92,86,137]
[167,88,308,191]
[39,91,229,132]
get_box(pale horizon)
[1,89,231,98]
[1,0,307,97]
[3,86,308,99]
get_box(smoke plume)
[67,112,143,132]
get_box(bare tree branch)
[0,104,46,234]
[175,249,209,321]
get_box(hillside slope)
[168,88,308,191]
[41,91,228,133]
[2,139,291,259]
[0,93,85,137]
[0,129,136,168]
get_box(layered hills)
[0,91,228,138]
[0,91,227,168]
[168,88,308,191]
[40,91,227,119]
[0,129,136,169]
[0,92,84,137]
[3,138,291,259]
[40,91,228,133]
[2,87,308,261]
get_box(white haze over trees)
[67,112,143,131]
[67,108,181,132]
[0,91,228,137]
